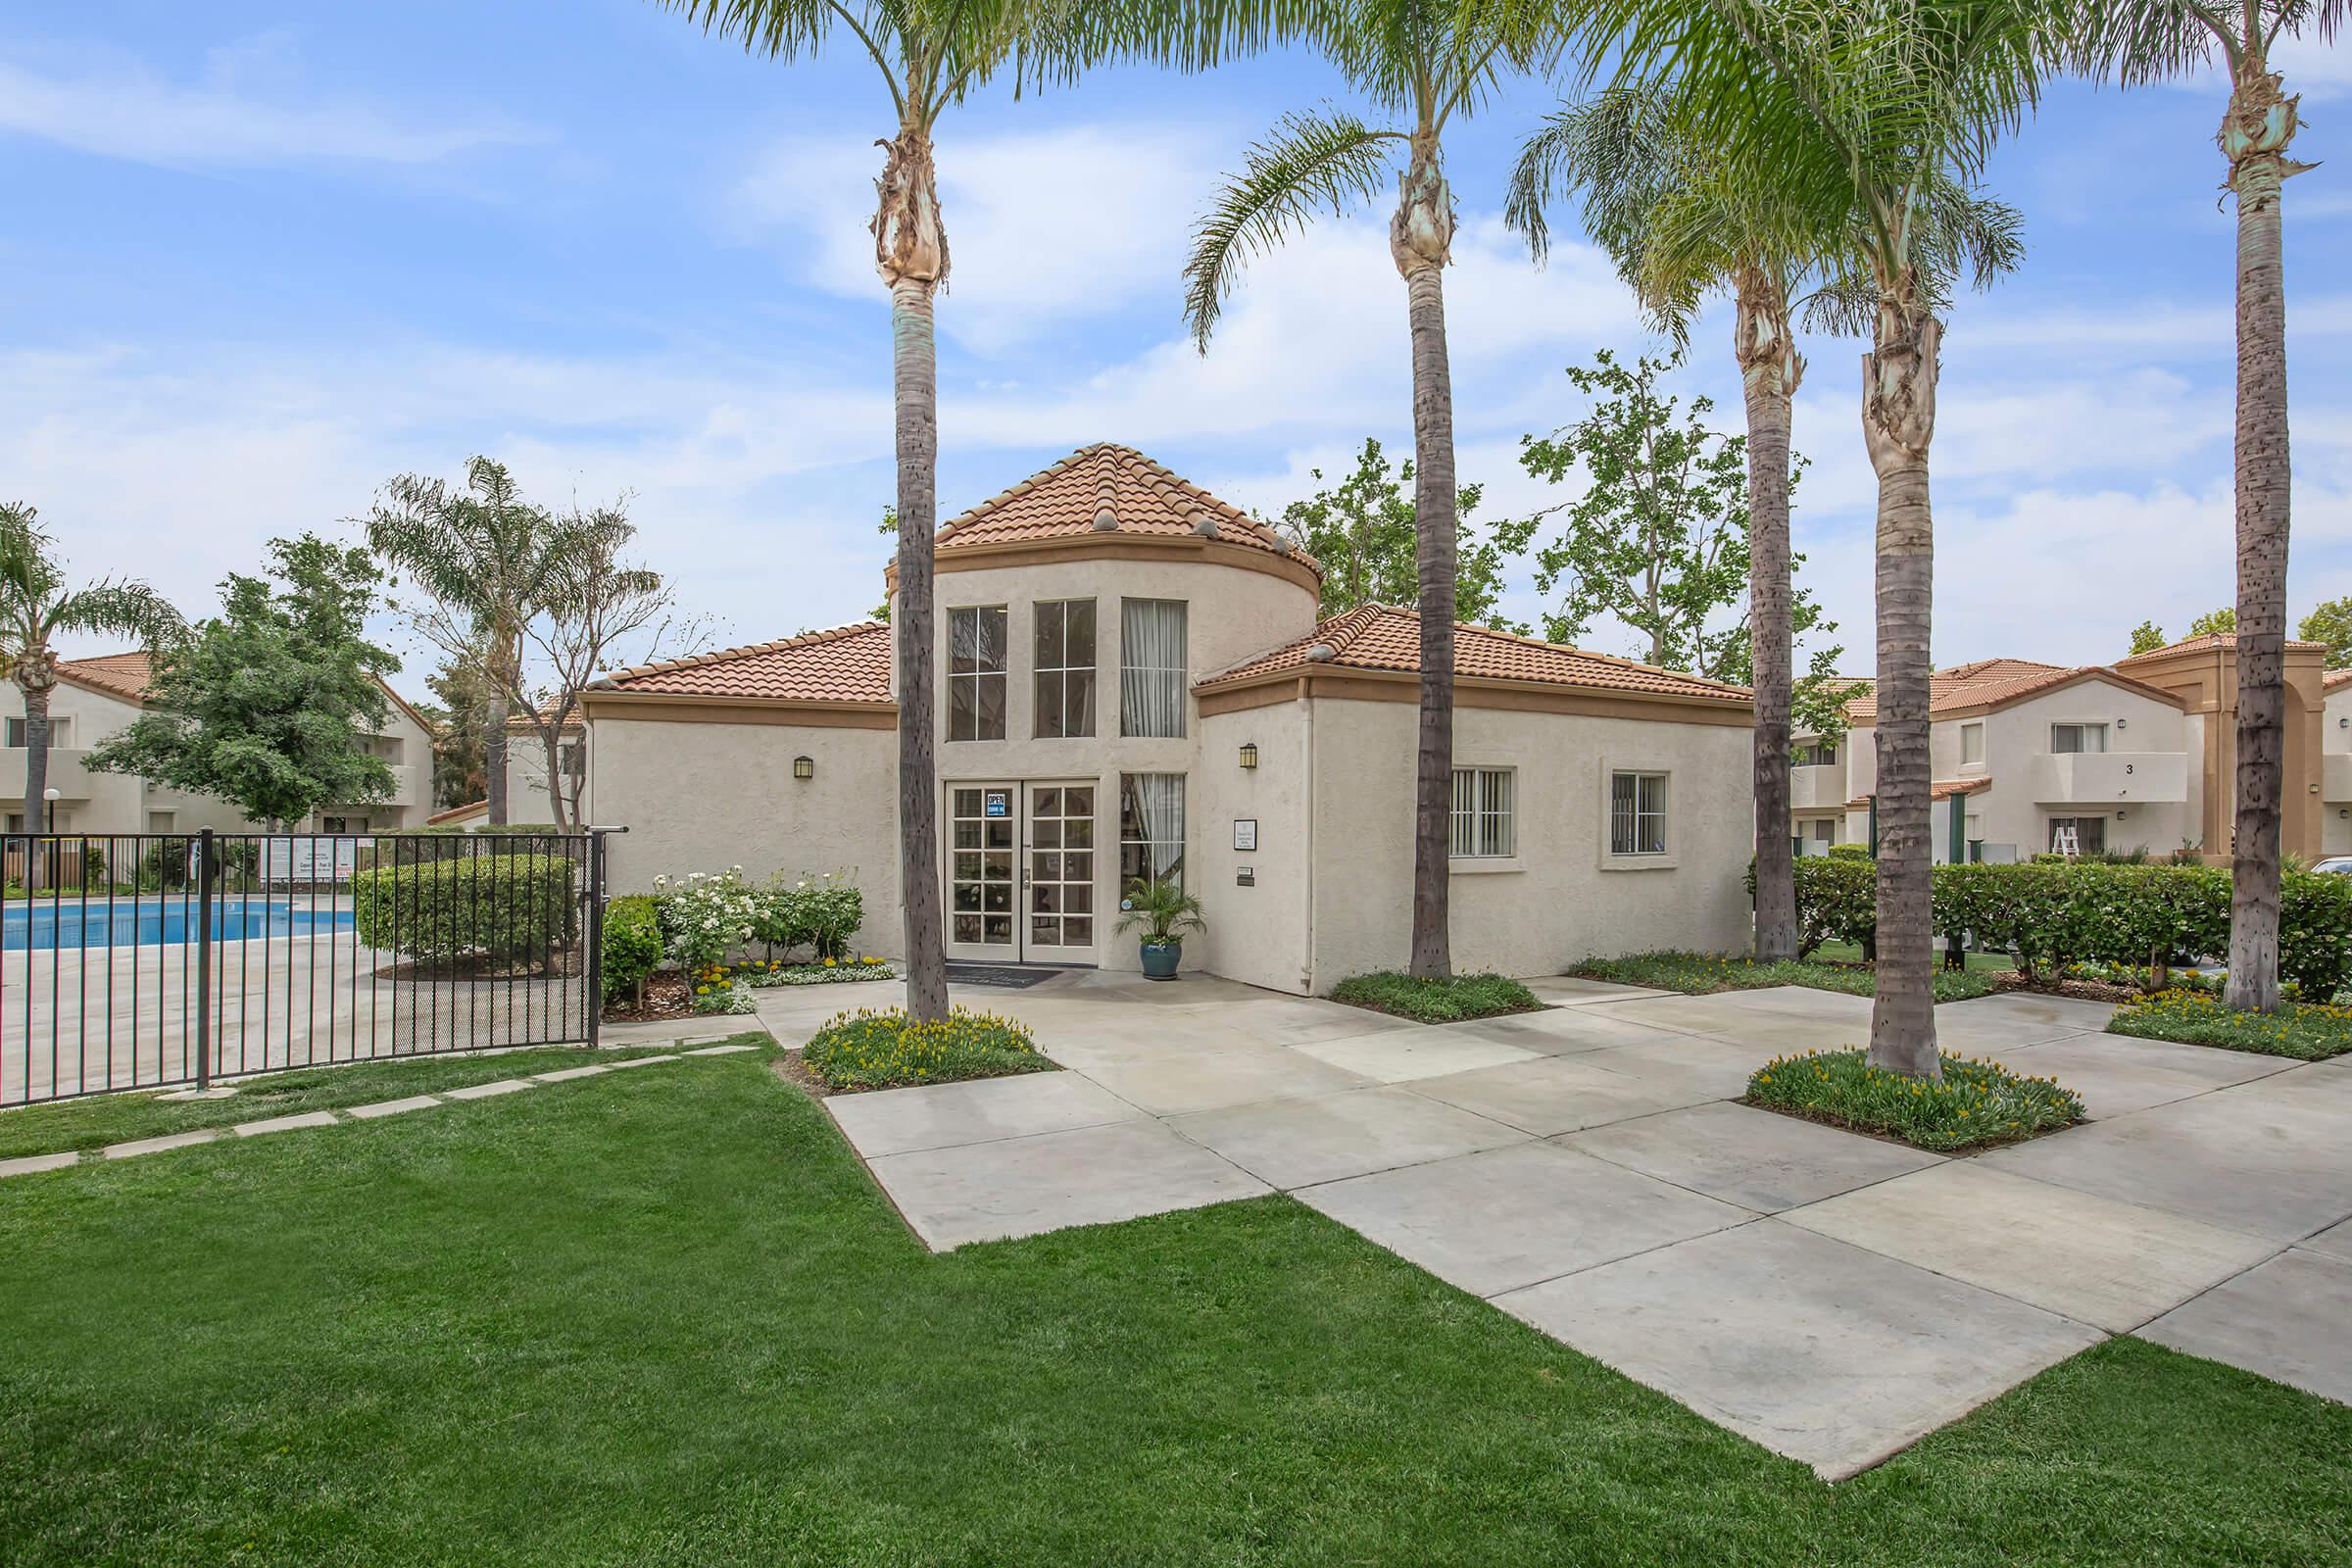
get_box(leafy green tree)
[1276,439,1520,629]
[0,503,182,883]
[2189,606,2238,638]
[2070,1,2343,1015]
[87,535,396,830]
[1591,0,2041,1077]
[2128,617,2169,656]
[1496,351,1850,734]
[2298,596,2352,667]
[1186,0,1558,979]
[422,651,492,809]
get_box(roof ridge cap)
[596,621,884,687]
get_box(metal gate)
[0,829,610,1108]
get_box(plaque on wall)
[1233,818,1258,852]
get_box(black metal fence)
[0,829,610,1109]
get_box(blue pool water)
[1,900,355,952]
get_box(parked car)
[2313,858,2352,876]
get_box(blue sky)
[4,2,2348,704]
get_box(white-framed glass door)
[1024,782,1098,963]
[947,784,1019,958]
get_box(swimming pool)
[1,899,356,952]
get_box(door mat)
[945,963,1060,990]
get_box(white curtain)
[1119,599,1187,738]
[1126,772,1186,883]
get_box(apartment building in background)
[1794,635,2342,864]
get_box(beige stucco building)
[2324,669,2352,858]
[577,444,1758,992]
[1795,638,2339,864]
[0,651,438,843]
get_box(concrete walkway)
[786,973,2352,1480]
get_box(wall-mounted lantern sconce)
[2116,809,2128,820]
[2340,715,2349,729]
[1238,742,1258,770]
[792,756,815,781]
[2115,716,2128,730]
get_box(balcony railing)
[2026,751,2187,805]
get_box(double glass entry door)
[947,782,1098,963]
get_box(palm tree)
[662,2,1288,1020]
[1185,1,1544,981]
[1506,85,2019,968]
[1588,0,2041,1076]
[366,457,572,829]
[2069,2,2341,1014]
[0,503,182,887]
[1507,88,1825,963]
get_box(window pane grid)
[1449,767,1514,858]
[1609,771,1667,856]
[1119,598,1188,738]
[948,607,1006,742]
[1118,773,1186,891]
[1034,599,1097,739]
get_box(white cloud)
[733,123,1223,353]
[0,37,543,168]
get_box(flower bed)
[2107,989,2352,1060]
[1329,972,1542,1023]
[1572,951,1997,1003]
[1744,1049,2083,1152]
[800,1005,1054,1093]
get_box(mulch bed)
[601,971,694,1024]
[1988,971,2150,1005]
[369,952,585,983]
[772,1051,836,1099]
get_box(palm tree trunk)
[877,120,950,1024]
[1861,283,1941,1079]
[484,679,510,826]
[2220,57,2301,1015]
[20,666,51,890]
[1395,131,1455,981]
[1737,269,1804,962]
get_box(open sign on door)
[984,790,1010,818]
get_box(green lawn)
[2,1040,2345,1566]
[1814,940,2019,974]
[0,1043,680,1159]
[1573,950,2001,1003]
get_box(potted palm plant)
[1116,878,1205,981]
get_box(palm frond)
[1183,109,1402,351]
[49,582,184,648]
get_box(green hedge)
[601,894,662,1004]
[1776,857,2352,1001]
[353,853,577,961]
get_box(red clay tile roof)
[2116,631,2329,661]
[1843,661,2179,724]
[1198,605,1751,705]
[935,444,1312,569]
[2327,669,2352,694]
[1844,777,1994,808]
[591,622,894,705]
[56,650,439,734]
[55,651,155,703]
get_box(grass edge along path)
[0,1040,722,1160]
[1573,950,1999,1004]
[0,1050,2345,1565]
